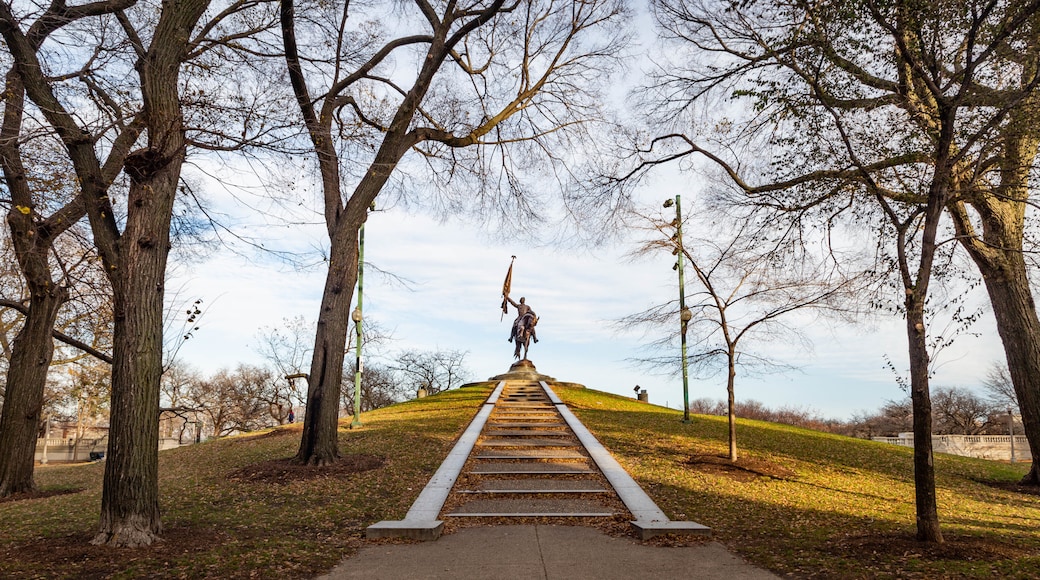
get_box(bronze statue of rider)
[505,295,538,344]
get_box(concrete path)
[321,525,778,579]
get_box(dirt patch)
[834,532,1033,562]
[4,526,225,580]
[227,454,386,484]
[230,426,302,443]
[981,480,1040,497]
[0,487,85,504]
[641,532,714,547]
[685,454,796,482]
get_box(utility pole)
[664,195,692,423]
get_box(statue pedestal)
[488,359,556,382]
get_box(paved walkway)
[321,525,778,579]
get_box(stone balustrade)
[872,434,1031,461]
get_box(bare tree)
[389,349,470,396]
[253,315,312,410]
[593,0,1040,543]
[186,365,276,437]
[623,206,858,461]
[931,387,996,435]
[279,0,628,465]
[0,0,284,546]
[982,362,1019,409]
[341,362,408,414]
[0,0,129,500]
[160,361,201,440]
[65,358,112,457]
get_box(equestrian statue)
[505,295,538,360]
[501,256,539,360]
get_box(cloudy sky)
[168,184,1005,421]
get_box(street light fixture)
[351,202,375,429]
[665,195,691,423]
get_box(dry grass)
[556,385,1040,579]
[2,382,1038,578]
[0,384,492,579]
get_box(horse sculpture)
[513,312,538,360]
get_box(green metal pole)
[675,195,691,423]
[351,216,367,429]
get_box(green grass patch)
[2,382,1038,578]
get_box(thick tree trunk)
[295,225,359,465]
[91,150,180,547]
[89,0,207,547]
[0,285,65,497]
[970,255,1040,484]
[949,108,1040,485]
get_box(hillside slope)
[1,382,1037,578]
[558,386,1040,578]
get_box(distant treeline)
[691,384,1019,440]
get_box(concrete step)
[486,422,567,428]
[447,498,615,517]
[498,400,552,405]
[483,430,570,437]
[370,378,712,542]
[475,449,587,460]
[478,438,579,447]
[459,479,609,494]
[469,462,596,474]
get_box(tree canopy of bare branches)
[279,0,629,465]
[595,0,1040,543]
[622,203,861,461]
[0,0,288,547]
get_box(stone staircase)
[366,370,710,541]
[445,381,620,519]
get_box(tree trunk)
[295,225,358,465]
[727,349,737,462]
[948,106,1040,484]
[969,255,1040,483]
[0,64,77,498]
[0,284,65,496]
[897,140,949,543]
[905,304,944,543]
[89,0,207,547]
[91,149,180,547]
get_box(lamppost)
[41,414,50,465]
[664,195,692,423]
[1009,407,1016,463]
[351,202,375,429]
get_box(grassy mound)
[1,382,1037,578]
[558,387,1039,578]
